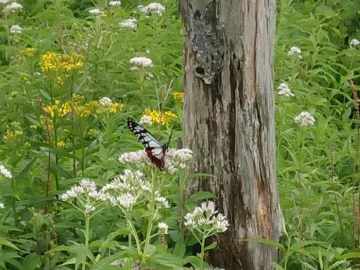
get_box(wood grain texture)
[179,0,282,269]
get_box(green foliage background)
[0,0,360,269]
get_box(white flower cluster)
[119,18,137,29]
[164,148,193,174]
[294,111,315,127]
[0,165,12,179]
[350,39,360,46]
[89,8,103,15]
[138,2,165,16]
[277,82,294,97]
[108,1,121,7]
[287,46,301,56]
[129,57,153,68]
[118,150,152,167]
[102,169,170,211]
[118,148,193,173]
[99,97,112,106]
[158,222,168,234]
[184,201,229,233]
[10,25,22,34]
[139,115,152,126]
[0,202,4,209]
[3,2,22,13]
[60,179,107,202]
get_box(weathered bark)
[179,0,282,269]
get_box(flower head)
[139,115,152,126]
[350,39,360,46]
[294,111,315,127]
[129,57,153,68]
[164,148,193,174]
[119,18,137,29]
[158,222,168,234]
[139,2,165,16]
[99,97,112,106]
[118,150,152,167]
[10,25,22,34]
[184,201,229,233]
[89,8,103,15]
[4,2,22,12]
[0,202,4,209]
[108,0,121,6]
[277,83,294,97]
[0,165,12,179]
[287,46,301,56]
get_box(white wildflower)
[294,111,315,127]
[89,8,103,15]
[163,148,193,173]
[0,0,10,4]
[3,2,22,12]
[10,25,22,34]
[158,222,168,234]
[118,150,152,166]
[99,97,112,106]
[0,165,12,179]
[129,57,153,68]
[108,1,121,6]
[116,193,137,209]
[277,82,295,97]
[287,46,301,56]
[60,179,98,201]
[147,72,154,79]
[139,2,165,16]
[155,194,170,209]
[184,201,229,233]
[84,204,96,214]
[130,66,139,71]
[213,213,230,233]
[119,18,137,29]
[350,39,360,46]
[139,115,152,126]
[0,202,4,209]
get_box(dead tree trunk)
[179,0,282,269]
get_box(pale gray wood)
[179,0,282,269]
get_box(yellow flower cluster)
[144,109,177,125]
[44,96,124,120]
[20,48,36,58]
[172,91,184,102]
[40,52,85,73]
[3,122,23,142]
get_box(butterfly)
[127,119,173,170]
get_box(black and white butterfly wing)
[127,120,167,169]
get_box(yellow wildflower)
[57,141,66,147]
[40,52,60,72]
[3,129,23,142]
[39,52,84,73]
[11,122,20,128]
[108,102,124,113]
[172,91,184,102]
[56,77,64,86]
[20,48,35,57]
[143,109,177,125]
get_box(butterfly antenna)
[167,125,175,146]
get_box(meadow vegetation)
[0,0,360,269]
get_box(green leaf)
[244,238,286,252]
[173,241,186,258]
[187,191,216,204]
[0,237,20,250]
[16,157,38,184]
[204,241,217,251]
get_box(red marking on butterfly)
[127,119,173,170]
